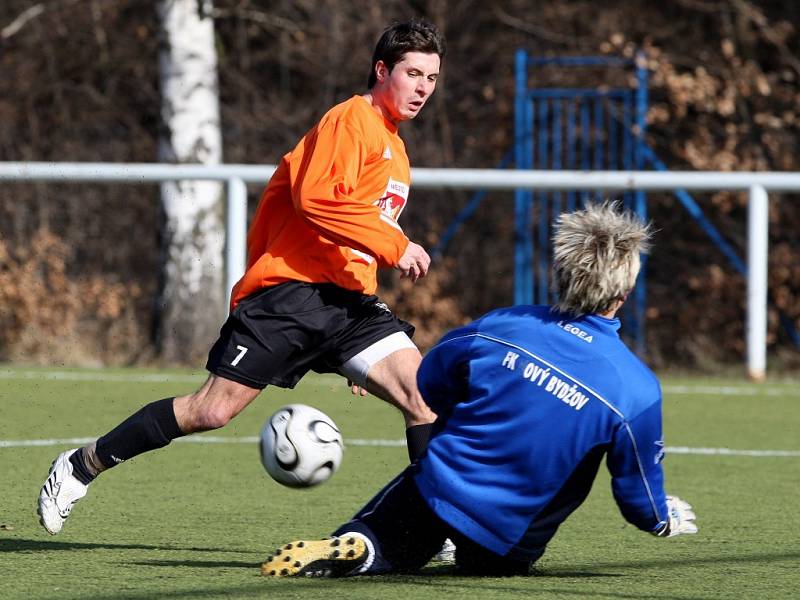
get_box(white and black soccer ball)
[260,404,344,488]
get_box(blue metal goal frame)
[514,51,649,352]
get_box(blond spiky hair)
[552,201,652,316]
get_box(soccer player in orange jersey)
[38,19,446,536]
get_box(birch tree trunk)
[156,0,224,363]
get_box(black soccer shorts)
[206,282,415,389]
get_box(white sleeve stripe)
[623,422,664,522]
[379,213,404,232]
[348,248,375,264]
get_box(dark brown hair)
[367,19,446,88]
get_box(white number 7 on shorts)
[231,345,249,366]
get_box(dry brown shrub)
[0,229,148,365]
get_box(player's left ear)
[375,60,389,83]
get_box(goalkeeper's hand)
[652,495,698,537]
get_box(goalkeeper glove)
[652,495,698,537]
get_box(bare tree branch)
[1,4,45,39]
[2,0,83,40]
[491,5,593,46]
[210,6,302,34]
[675,0,726,13]
[730,0,800,77]
[90,0,109,64]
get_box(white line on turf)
[1,436,798,456]
[665,446,800,457]
[663,384,800,397]
[2,368,799,397]
[0,370,204,383]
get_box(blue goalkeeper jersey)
[414,305,670,559]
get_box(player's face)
[374,52,440,123]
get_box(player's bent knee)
[177,376,260,432]
[176,395,236,432]
[194,406,235,431]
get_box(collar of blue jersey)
[581,313,621,333]
[553,309,621,334]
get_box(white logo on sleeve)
[654,440,666,464]
[382,146,392,159]
[374,177,409,221]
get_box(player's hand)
[397,241,430,282]
[347,380,368,397]
[653,495,698,537]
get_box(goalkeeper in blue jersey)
[262,201,697,578]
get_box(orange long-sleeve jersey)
[230,96,412,309]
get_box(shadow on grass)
[131,559,258,569]
[69,549,800,600]
[535,549,800,577]
[419,563,622,578]
[0,538,250,554]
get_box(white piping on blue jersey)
[622,421,663,523]
[435,332,664,523]
[440,333,625,419]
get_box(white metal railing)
[3,161,800,379]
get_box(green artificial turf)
[1,367,798,599]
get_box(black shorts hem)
[265,374,304,389]
[207,364,268,390]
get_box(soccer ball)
[260,404,344,488]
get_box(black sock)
[69,449,97,485]
[405,423,434,462]
[94,397,185,469]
